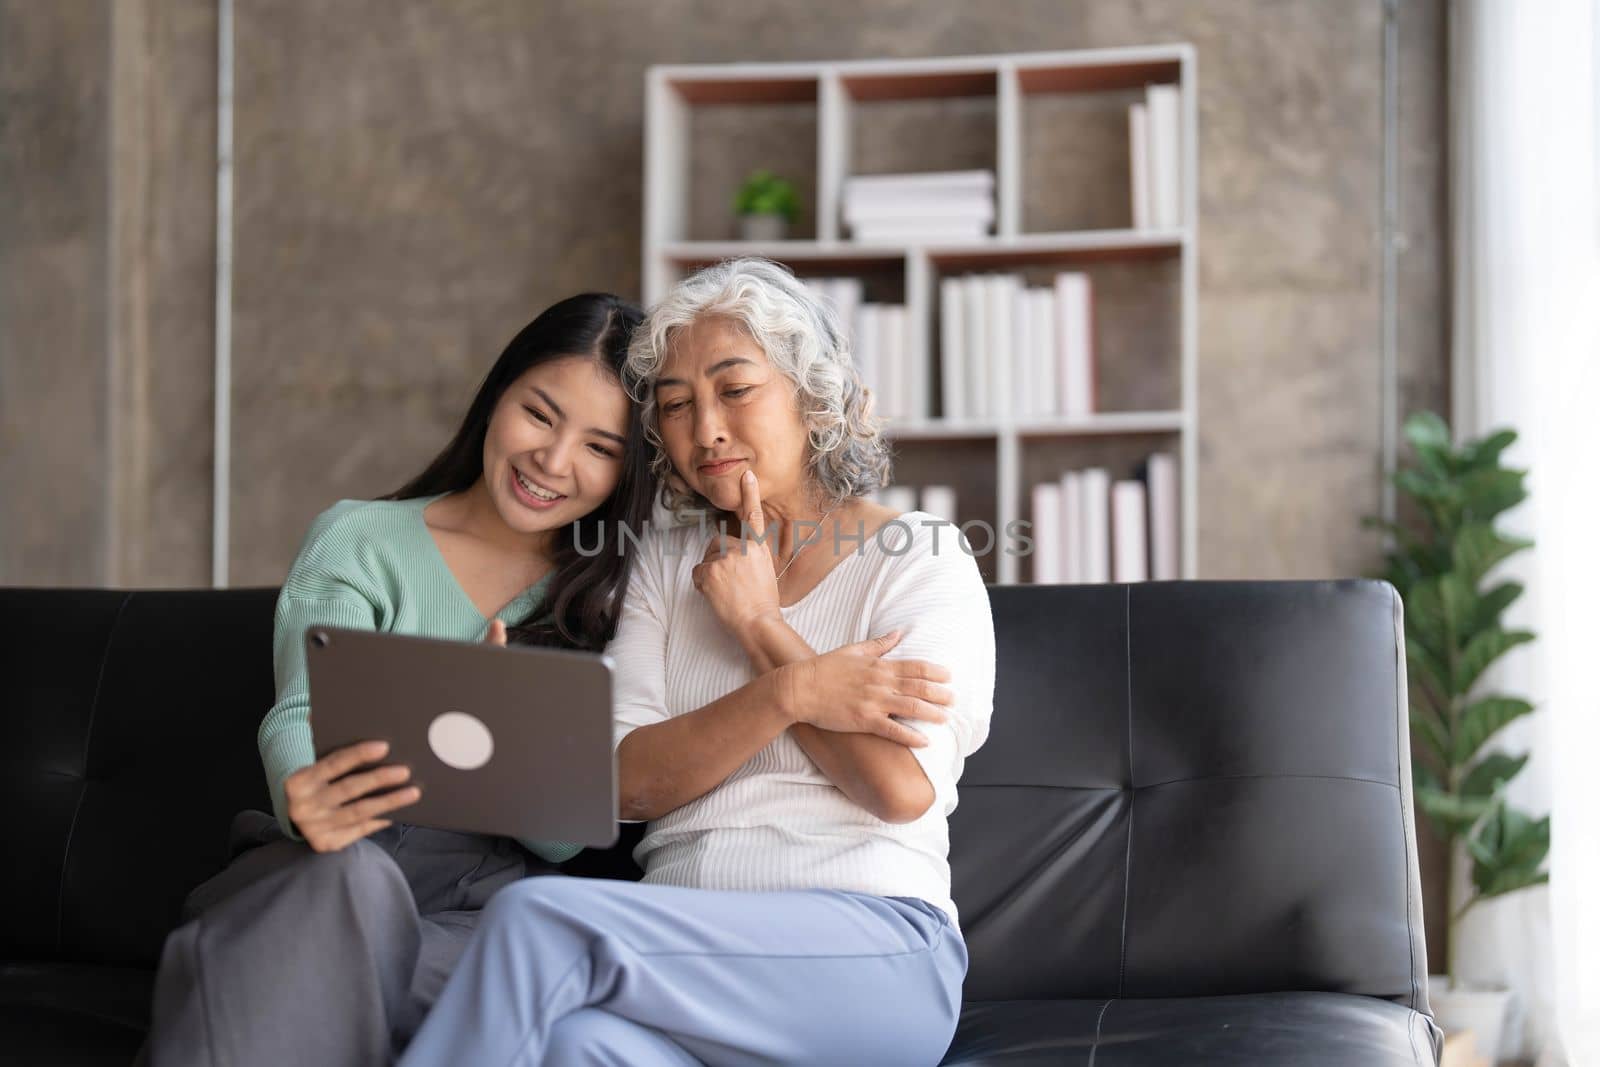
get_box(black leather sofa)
[3,580,1442,1065]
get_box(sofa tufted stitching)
[1086,997,1115,1066]
[1117,585,1134,998]
[962,773,1400,792]
[960,790,1127,934]
[1390,584,1424,1015]
[960,783,1126,792]
[55,591,133,952]
[1406,1005,1424,1065]
[1135,772,1400,792]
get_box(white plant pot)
[739,214,788,242]
[1430,976,1512,1065]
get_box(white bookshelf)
[643,45,1199,584]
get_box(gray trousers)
[143,811,555,1067]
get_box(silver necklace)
[775,506,837,581]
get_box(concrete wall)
[0,0,218,587]
[1,1,111,584]
[1,0,1450,590]
[0,0,1452,972]
[107,0,221,588]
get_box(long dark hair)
[387,293,652,651]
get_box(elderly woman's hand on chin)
[691,469,954,750]
[691,469,782,634]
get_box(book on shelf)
[985,275,1020,420]
[1030,482,1063,584]
[962,276,990,418]
[877,304,906,420]
[1142,452,1180,580]
[1011,286,1060,419]
[939,277,966,420]
[844,170,995,243]
[870,484,957,524]
[854,302,881,410]
[1147,84,1182,230]
[850,220,991,244]
[1079,467,1112,583]
[1111,480,1149,583]
[936,272,1096,420]
[919,485,958,524]
[844,169,995,196]
[1028,452,1179,585]
[1129,101,1151,230]
[1054,272,1097,417]
[1061,470,1085,582]
[906,305,928,423]
[841,192,994,223]
[806,277,863,347]
[1011,283,1035,418]
[1129,84,1182,230]
[851,302,922,421]
[1029,288,1058,419]
[879,484,918,516]
[824,278,862,345]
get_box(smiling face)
[481,354,631,537]
[654,314,812,514]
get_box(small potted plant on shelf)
[733,169,799,241]
[1368,411,1550,1067]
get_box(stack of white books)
[843,170,995,243]
[1128,84,1182,230]
[938,271,1096,420]
[1028,453,1179,584]
[854,302,921,420]
[806,277,926,421]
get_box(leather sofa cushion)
[0,961,150,1066]
[943,992,1437,1065]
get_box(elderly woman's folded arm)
[733,612,937,825]
[614,653,933,824]
[615,672,795,822]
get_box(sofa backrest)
[2,588,277,968]
[954,581,1430,1016]
[1,580,1430,1018]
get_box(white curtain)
[1448,1,1600,1064]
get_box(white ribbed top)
[610,513,996,925]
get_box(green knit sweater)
[258,493,582,864]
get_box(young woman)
[144,293,655,1067]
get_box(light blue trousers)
[395,876,968,1066]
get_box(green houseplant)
[1369,412,1550,1058]
[733,170,800,241]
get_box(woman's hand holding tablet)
[282,740,421,853]
[290,621,515,852]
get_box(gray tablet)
[304,626,618,848]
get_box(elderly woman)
[398,257,996,1066]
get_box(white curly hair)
[624,257,893,519]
